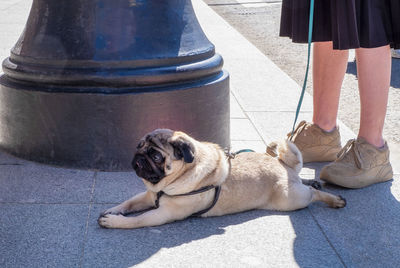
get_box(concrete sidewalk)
[1,0,399,267]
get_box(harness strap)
[170,184,217,197]
[191,186,221,217]
[155,185,221,217]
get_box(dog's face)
[131,129,195,184]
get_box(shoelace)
[287,120,308,141]
[336,139,363,169]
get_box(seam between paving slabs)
[307,208,348,268]
[231,90,268,145]
[79,171,98,268]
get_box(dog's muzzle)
[132,154,164,184]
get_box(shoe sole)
[320,165,393,189]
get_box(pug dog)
[98,129,346,229]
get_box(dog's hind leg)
[310,187,346,208]
[273,183,346,211]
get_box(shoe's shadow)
[294,162,400,267]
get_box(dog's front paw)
[98,214,125,229]
[332,195,346,209]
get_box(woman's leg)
[289,41,347,163]
[312,41,349,131]
[320,45,393,188]
[356,45,391,148]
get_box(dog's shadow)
[294,162,400,267]
[89,164,400,267]
[91,200,276,266]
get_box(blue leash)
[291,0,315,135]
[225,148,255,159]
[234,149,255,154]
[236,0,315,149]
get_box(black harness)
[155,185,221,217]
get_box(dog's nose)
[135,159,143,169]
[132,155,145,170]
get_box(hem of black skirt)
[280,35,400,50]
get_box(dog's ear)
[171,139,195,163]
[266,141,278,157]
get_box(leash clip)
[224,148,236,159]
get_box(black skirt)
[280,0,400,49]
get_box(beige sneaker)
[320,137,393,188]
[287,121,341,163]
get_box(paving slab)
[249,111,312,142]
[248,111,356,145]
[230,139,267,153]
[0,0,26,12]
[93,172,144,204]
[308,175,400,268]
[0,204,89,268]
[0,0,31,73]
[230,118,262,141]
[0,159,95,203]
[230,93,246,119]
[0,0,29,44]
[229,64,313,112]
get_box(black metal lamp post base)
[0,0,230,171]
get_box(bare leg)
[312,41,349,131]
[356,45,391,148]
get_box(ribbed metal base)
[0,72,229,171]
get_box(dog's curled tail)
[266,140,303,174]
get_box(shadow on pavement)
[346,58,400,89]
[82,163,400,267]
[392,58,400,89]
[83,206,274,267]
[293,162,400,267]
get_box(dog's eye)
[151,152,163,163]
[148,148,163,163]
